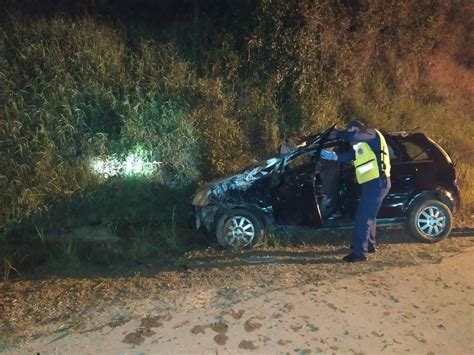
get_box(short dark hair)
[347,119,365,130]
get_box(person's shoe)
[350,244,376,254]
[343,253,368,263]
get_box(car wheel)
[408,199,453,243]
[216,209,264,249]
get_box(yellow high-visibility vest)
[353,129,391,184]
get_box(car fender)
[403,188,457,214]
[214,202,274,230]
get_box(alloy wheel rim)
[223,216,255,247]
[416,206,446,238]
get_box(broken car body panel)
[192,125,460,242]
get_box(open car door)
[271,149,323,227]
[270,123,337,227]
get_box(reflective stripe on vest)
[376,129,391,177]
[353,129,390,184]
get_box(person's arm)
[336,149,355,162]
[320,148,355,162]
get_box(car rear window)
[400,140,431,161]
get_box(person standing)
[320,119,391,262]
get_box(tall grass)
[0,0,472,267]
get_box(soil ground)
[1,227,474,354]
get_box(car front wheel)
[408,199,453,243]
[216,209,264,249]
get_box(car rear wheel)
[408,199,452,243]
[216,209,264,249]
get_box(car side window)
[400,141,431,161]
[385,137,402,162]
[388,143,398,160]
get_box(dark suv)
[192,124,460,249]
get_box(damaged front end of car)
[191,124,333,248]
[192,157,282,235]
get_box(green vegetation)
[0,0,472,274]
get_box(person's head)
[346,119,365,132]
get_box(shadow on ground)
[4,227,473,282]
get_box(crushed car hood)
[209,157,281,197]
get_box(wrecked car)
[192,124,461,248]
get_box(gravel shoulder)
[1,229,474,354]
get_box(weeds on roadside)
[127,225,161,262]
[258,231,296,249]
[127,206,186,261]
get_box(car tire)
[216,209,264,249]
[408,199,453,243]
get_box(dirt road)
[2,230,474,354]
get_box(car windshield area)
[239,157,281,176]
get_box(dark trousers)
[352,176,391,257]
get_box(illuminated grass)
[89,147,162,178]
